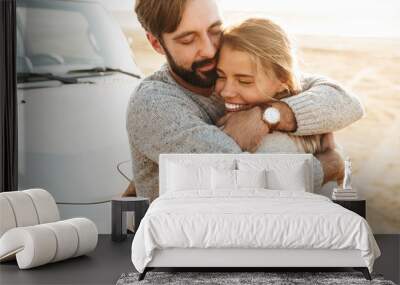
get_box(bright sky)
[219,0,400,38]
[102,0,400,38]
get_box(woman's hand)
[216,106,270,152]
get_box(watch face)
[264,107,280,124]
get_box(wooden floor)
[0,235,398,285]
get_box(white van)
[16,0,142,233]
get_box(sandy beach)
[297,36,400,234]
[121,23,400,234]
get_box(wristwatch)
[262,105,280,132]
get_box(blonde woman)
[216,18,335,155]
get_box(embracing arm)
[127,89,325,191]
[126,85,243,164]
[216,73,353,189]
[269,74,365,135]
[225,74,365,143]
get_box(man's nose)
[199,35,217,59]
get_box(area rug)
[116,271,396,285]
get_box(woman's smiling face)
[215,45,286,112]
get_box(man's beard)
[163,44,218,88]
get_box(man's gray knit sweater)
[126,64,364,202]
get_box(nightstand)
[332,199,366,218]
[111,197,149,242]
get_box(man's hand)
[217,106,270,152]
[316,148,345,185]
[320,132,336,152]
[316,132,345,185]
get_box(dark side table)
[332,199,366,218]
[112,197,149,242]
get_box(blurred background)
[106,0,400,234]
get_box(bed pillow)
[266,164,307,191]
[236,169,268,189]
[211,168,237,191]
[237,158,309,191]
[167,162,212,192]
[211,168,268,191]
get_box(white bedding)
[131,190,380,273]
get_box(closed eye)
[238,80,253,85]
[180,38,194,45]
[177,34,196,45]
[209,28,222,36]
[208,21,223,36]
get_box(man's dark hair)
[135,0,188,39]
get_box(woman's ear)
[146,32,166,55]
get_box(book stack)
[332,188,358,200]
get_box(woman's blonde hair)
[222,18,323,154]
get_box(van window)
[17,0,136,75]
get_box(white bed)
[131,154,380,281]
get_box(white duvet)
[131,190,380,273]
